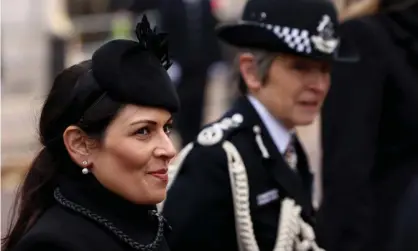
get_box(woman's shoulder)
[10,206,85,251]
[10,205,122,251]
[10,233,76,251]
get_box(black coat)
[161,97,316,251]
[10,175,171,251]
[390,175,418,251]
[158,0,222,71]
[316,12,418,251]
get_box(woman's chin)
[134,189,166,205]
[149,191,166,205]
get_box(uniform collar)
[247,95,294,154]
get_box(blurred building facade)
[2,0,50,172]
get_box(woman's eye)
[164,124,173,135]
[136,127,150,136]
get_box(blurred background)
[0,0,373,234]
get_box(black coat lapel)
[294,138,314,198]
[294,138,315,218]
[261,132,313,215]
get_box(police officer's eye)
[164,124,173,135]
[136,127,150,135]
[292,62,311,71]
[321,64,331,73]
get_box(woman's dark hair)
[1,61,122,250]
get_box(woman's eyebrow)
[129,120,157,126]
[165,116,173,123]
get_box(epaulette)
[196,113,244,146]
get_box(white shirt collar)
[247,95,294,154]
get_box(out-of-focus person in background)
[316,1,418,251]
[2,17,178,251]
[334,0,379,20]
[46,0,75,87]
[160,0,358,250]
[158,0,224,147]
[210,0,247,63]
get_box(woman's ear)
[239,53,263,92]
[62,126,94,167]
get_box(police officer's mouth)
[298,100,319,108]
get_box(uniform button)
[232,113,244,124]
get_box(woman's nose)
[154,134,177,160]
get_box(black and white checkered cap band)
[240,21,313,54]
[262,23,312,54]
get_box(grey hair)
[231,49,279,94]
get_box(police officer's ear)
[239,53,263,92]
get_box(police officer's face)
[90,105,176,205]
[243,53,330,128]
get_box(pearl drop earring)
[82,160,89,174]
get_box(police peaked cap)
[216,0,359,62]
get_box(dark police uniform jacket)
[160,97,324,251]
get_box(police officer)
[160,0,357,250]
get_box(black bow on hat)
[216,0,359,62]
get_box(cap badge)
[311,15,339,54]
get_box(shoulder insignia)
[197,113,244,146]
